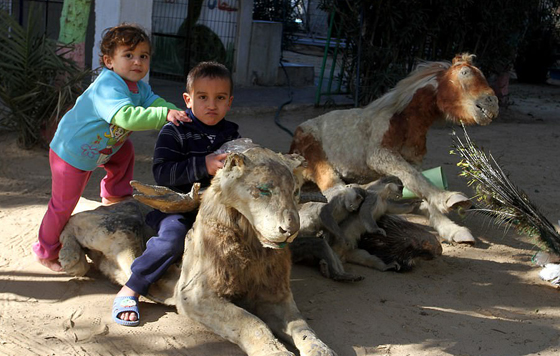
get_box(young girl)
[34,23,189,272]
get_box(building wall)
[91,0,153,82]
[92,0,255,85]
[307,0,329,38]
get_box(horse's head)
[437,53,498,126]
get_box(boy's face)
[103,41,150,82]
[183,77,233,126]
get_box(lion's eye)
[257,184,272,197]
[293,188,300,197]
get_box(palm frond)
[0,6,90,148]
[451,125,560,256]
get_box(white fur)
[59,147,336,356]
[291,58,499,243]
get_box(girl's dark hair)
[186,61,233,95]
[99,23,151,67]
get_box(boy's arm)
[152,125,209,187]
[110,99,184,131]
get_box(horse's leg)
[312,161,345,191]
[415,200,475,243]
[367,150,471,213]
[368,150,474,243]
[290,128,344,191]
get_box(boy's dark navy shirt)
[152,108,240,194]
[146,108,240,229]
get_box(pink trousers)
[33,139,135,261]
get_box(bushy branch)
[452,125,560,255]
[318,0,560,105]
[0,6,90,149]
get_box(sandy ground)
[1,82,560,356]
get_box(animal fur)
[358,215,443,271]
[290,235,365,282]
[58,200,154,279]
[326,181,420,271]
[291,177,430,280]
[357,176,406,237]
[59,147,336,356]
[289,53,499,244]
[298,184,365,245]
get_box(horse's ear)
[452,53,475,66]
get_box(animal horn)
[130,180,202,213]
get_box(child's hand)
[205,153,229,176]
[167,109,191,126]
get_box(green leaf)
[0,5,91,149]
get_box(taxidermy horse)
[289,53,499,243]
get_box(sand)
[0,82,559,356]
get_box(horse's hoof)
[452,230,476,244]
[446,193,472,210]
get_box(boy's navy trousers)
[125,213,194,295]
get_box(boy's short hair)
[186,62,233,95]
[99,23,151,67]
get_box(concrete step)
[277,62,314,87]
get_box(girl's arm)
[150,97,182,111]
[111,105,167,131]
[111,99,186,131]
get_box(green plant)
[253,0,302,50]
[514,2,560,83]
[318,0,560,105]
[452,125,560,255]
[0,7,90,149]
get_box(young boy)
[113,61,240,326]
[34,23,189,272]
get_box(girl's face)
[103,41,150,82]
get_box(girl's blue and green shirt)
[50,68,179,171]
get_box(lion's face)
[217,148,305,249]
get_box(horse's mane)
[365,60,451,115]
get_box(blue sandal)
[112,296,140,327]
